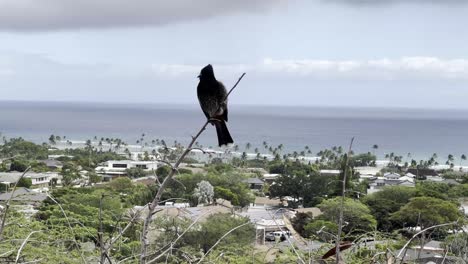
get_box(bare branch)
[139,72,246,263]
[335,137,354,264]
[146,208,215,264]
[0,166,30,240]
[196,222,250,264]
[155,160,175,169]
[47,194,88,263]
[397,220,459,263]
[15,230,41,263]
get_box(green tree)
[304,220,338,242]
[390,196,462,230]
[9,159,29,172]
[17,177,32,188]
[60,162,81,186]
[317,197,377,236]
[363,186,416,231]
[109,177,134,193]
[87,171,101,185]
[183,213,254,253]
[49,134,56,145]
[125,167,146,178]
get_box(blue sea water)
[1,100,468,162]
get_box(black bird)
[197,64,234,147]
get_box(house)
[244,178,265,190]
[395,240,462,264]
[38,159,63,170]
[407,168,438,179]
[95,160,158,180]
[383,172,401,181]
[251,197,286,208]
[367,176,415,194]
[294,207,322,218]
[320,169,341,176]
[0,172,59,188]
[0,187,47,204]
[263,173,280,184]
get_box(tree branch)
[0,166,30,240]
[139,72,246,263]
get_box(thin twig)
[146,208,215,264]
[335,137,354,264]
[397,220,459,263]
[140,72,246,263]
[15,230,41,263]
[196,222,250,264]
[0,166,30,240]
[47,194,88,263]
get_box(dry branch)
[0,166,31,240]
[139,72,246,263]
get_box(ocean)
[1,100,468,163]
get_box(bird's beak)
[197,74,201,78]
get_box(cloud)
[323,0,468,5]
[152,57,468,80]
[0,0,282,31]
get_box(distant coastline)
[1,100,468,163]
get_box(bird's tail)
[214,120,233,147]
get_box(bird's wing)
[217,81,229,122]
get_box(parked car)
[265,231,288,242]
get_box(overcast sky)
[1,0,468,109]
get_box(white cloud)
[151,57,468,80]
[0,0,282,31]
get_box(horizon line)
[2,99,468,112]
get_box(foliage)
[317,197,377,236]
[87,171,102,185]
[416,181,451,200]
[269,170,330,208]
[60,162,81,186]
[390,196,462,230]
[9,159,29,172]
[0,137,48,160]
[125,167,147,178]
[363,186,417,231]
[443,232,468,260]
[183,213,255,253]
[17,177,32,188]
[448,184,468,198]
[304,220,338,242]
[193,180,214,205]
[162,168,253,207]
[156,165,171,178]
[109,177,134,193]
[291,212,315,237]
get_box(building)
[0,187,47,204]
[251,197,286,208]
[367,175,415,194]
[0,172,59,188]
[243,178,265,190]
[38,159,63,170]
[320,169,341,176]
[95,160,158,180]
[263,173,280,184]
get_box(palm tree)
[245,142,251,151]
[372,144,378,155]
[461,154,466,166]
[447,154,454,166]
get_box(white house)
[0,172,59,188]
[95,160,158,178]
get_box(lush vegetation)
[0,137,467,263]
